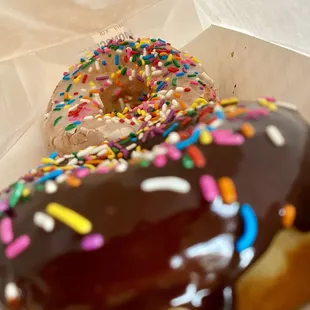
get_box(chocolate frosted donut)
[44,37,217,155]
[1,98,310,309]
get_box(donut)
[1,97,310,309]
[43,37,217,155]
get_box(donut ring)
[43,37,217,155]
[1,97,310,309]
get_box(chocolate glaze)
[0,101,310,309]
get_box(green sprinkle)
[64,98,70,102]
[118,65,122,70]
[66,84,72,93]
[129,132,136,137]
[132,55,137,62]
[198,80,204,85]
[9,182,25,207]
[53,108,61,111]
[164,61,172,67]
[65,123,77,131]
[72,152,78,157]
[108,54,112,58]
[187,110,197,117]
[121,67,127,75]
[182,154,194,169]
[144,60,151,65]
[122,41,129,45]
[151,38,156,42]
[187,74,196,78]
[53,116,62,126]
[112,147,119,153]
[137,60,142,66]
[140,160,150,168]
[36,184,45,192]
[173,59,180,68]
[119,136,131,145]
[172,78,177,87]
[81,58,96,70]
[165,101,170,105]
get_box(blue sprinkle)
[115,54,119,65]
[72,69,80,76]
[79,95,83,98]
[62,76,70,81]
[80,58,85,63]
[194,71,199,74]
[35,170,63,184]
[140,43,149,48]
[184,64,190,70]
[68,99,75,105]
[158,39,166,43]
[49,152,58,159]
[131,137,137,142]
[118,45,124,50]
[175,128,201,150]
[129,42,135,47]
[235,203,258,252]
[102,60,107,65]
[161,55,168,60]
[156,81,165,92]
[138,97,144,101]
[59,92,65,96]
[94,50,99,56]
[163,123,178,137]
[176,72,185,77]
[72,121,82,126]
[142,54,154,60]
[55,104,65,109]
[215,110,225,120]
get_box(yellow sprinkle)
[107,154,115,160]
[192,57,201,63]
[42,166,54,172]
[139,70,143,76]
[64,105,70,109]
[258,98,277,111]
[89,81,95,87]
[164,77,170,82]
[143,126,150,132]
[141,59,145,65]
[220,97,238,105]
[200,130,213,145]
[74,77,81,84]
[136,145,141,152]
[59,166,75,171]
[117,113,125,119]
[146,77,151,87]
[167,54,173,62]
[22,188,31,197]
[191,102,198,109]
[41,158,57,165]
[46,202,92,235]
[122,107,129,114]
[116,70,121,76]
[140,110,146,117]
[83,164,96,170]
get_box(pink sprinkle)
[246,108,269,119]
[126,47,132,58]
[96,75,109,81]
[114,88,121,96]
[84,155,92,161]
[264,96,276,102]
[143,101,148,111]
[0,200,8,212]
[154,155,167,168]
[190,80,199,86]
[0,218,13,244]
[5,235,30,259]
[96,167,109,174]
[103,81,111,87]
[213,132,245,145]
[126,68,132,76]
[168,146,182,160]
[75,169,90,178]
[81,233,104,251]
[200,175,219,202]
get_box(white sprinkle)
[158,61,163,67]
[68,158,78,166]
[172,99,179,109]
[170,255,184,269]
[88,66,93,73]
[118,98,125,111]
[175,87,184,92]
[83,115,94,120]
[162,104,168,113]
[276,101,297,111]
[45,180,58,194]
[129,76,133,81]
[151,66,156,72]
[141,177,191,193]
[167,132,181,144]
[55,157,65,165]
[81,88,87,92]
[145,65,151,77]
[201,72,214,86]
[153,145,168,155]
[97,149,108,157]
[5,282,20,301]
[152,70,163,77]
[115,163,128,173]
[158,90,167,95]
[106,79,112,86]
[64,154,74,159]
[144,114,152,122]
[138,132,144,140]
[68,104,79,112]
[95,60,100,71]
[91,144,108,154]
[208,119,223,130]
[126,143,137,151]
[211,196,239,218]
[266,125,285,147]
[131,69,136,77]
[55,174,67,184]
[116,49,123,54]
[44,113,50,120]
[143,48,147,56]
[33,212,55,232]
[80,98,91,103]
[166,89,174,99]
[77,146,94,157]
[93,93,104,107]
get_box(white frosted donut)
[44,37,217,154]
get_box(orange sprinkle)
[218,177,237,204]
[178,100,188,110]
[241,122,255,138]
[66,176,81,187]
[186,145,206,168]
[64,92,69,100]
[174,92,181,98]
[89,89,101,94]
[154,103,159,110]
[117,153,124,158]
[82,96,92,100]
[281,204,296,228]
